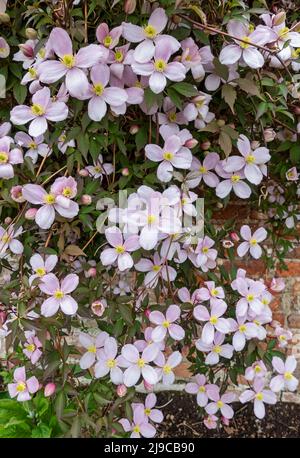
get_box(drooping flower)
[149,304,185,342]
[15,132,51,164]
[85,154,114,180]
[13,39,38,69]
[0,36,10,58]
[94,336,123,385]
[245,360,267,381]
[0,224,23,257]
[100,226,140,272]
[23,330,42,364]
[10,87,68,137]
[0,136,23,179]
[270,356,299,392]
[237,225,267,259]
[8,366,39,402]
[39,272,79,317]
[79,331,108,370]
[239,378,277,419]
[96,23,122,49]
[119,343,159,387]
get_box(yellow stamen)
[106,358,116,368]
[249,239,257,246]
[246,154,255,164]
[61,54,75,68]
[137,358,145,368]
[255,392,263,401]
[154,59,167,73]
[247,294,254,301]
[163,364,172,374]
[284,371,293,380]
[54,289,64,299]
[114,50,124,62]
[93,83,104,97]
[240,36,251,49]
[162,320,170,328]
[147,214,156,224]
[26,344,35,352]
[31,103,45,116]
[213,345,222,354]
[231,174,241,183]
[209,315,218,325]
[62,187,72,197]
[0,151,8,164]
[35,267,46,277]
[216,400,224,408]
[115,245,125,254]
[144,24,157,39]
[44,193,55,205]
[104,35,112,47]
[239,324,247,333]
[16,382,26,392]
[152,265,161,272]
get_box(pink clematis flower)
[100,226,140,272]
[57,132,75,153]
[23,330,42,364]
[205,389,235,419]
[219,20,275,69]
[15,132,51,164]
[0,136,23,179]
[149,304,185,342]
[245,360,268,381]
[270,356,299,392]
[132,38,186,94]
[0,36,10,58]
[179,39,213,81]
[156,96,187,126]
[96,23,122,49]
[215,162,251,199]
[0,224,23,257]
[155,351,182,385]
[79,331,109,370]
[133,393,164,424]
[235,277,266,317]
[204,415,218,429]
[122,7,179,64]
[189,236,217,272]
[239,378,277,419]
[196,332,234,365]
[39,272,79,317]
[22,182,79,229]
[187,153,220,189]
[274,326,292,348]
[145,134,192,182]
[223,135,270,185]
[82,64,128,121]
[10,87,68,137]
[237,225,267,259]
[85,153,114,180]
[193,302,229,345]
[8,366,39,402]
[135,253,177,288]
[119,405,156,438]
[229,315,258,351]
[185,374,213,407]
[29,253,58,285]
[94,336,123,385]
[119,343,159,387]
[38,28,109,97]
[13,39,38,69]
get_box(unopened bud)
[44,383,56,397]
[129,124,139,134]
[19,43,34,58]
[117,384,127,397]
[81,194,92,205]
[124,0,136,14]
[230,232,240,242]
[79,168,89,177]
[200,141,211,150]
[217,119,225,127]
[86,267,97,278]
[144,309,151,319]
[25,28,37,39]
[263,128,276,143]
[0,13,10,23]
[10,185,25,203]
[4,217,12,225]
[143,380,153,391]
[293,106,300,115]
[251,140,260,149]
[274,12,286,26]
[122,167,129,176]
[25,208,37,220]
[91,299,107,317]
[185,138,198,149]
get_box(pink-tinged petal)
[237,134,251,156]
[118,252,133,271]
[9,239,23,255]
[233,331,245,351]
[193,305,210,321]
[80,352,96,369]
[221,404,234,419]
[145,393,157,409]
[262,390,277,405]
[223,156,245,172]
[124,235,140,252]
[76,44,107,68]
[134,40,155,64]
[22,184,46,204]
[32,86,50,106]
[105,226,123,247]
[39,273,59,294]
[164,62,186,82]
[197,392,208,407]
[135,258,153,272]
[17,391,31,402]
[14,366,26,382]
[149,310,165,325]
[49,27,73,57]
[169,324,185,341]
[185,382,199,394]
[122,22,144,42]
[91,63,110,86]
[61,274,79,294]
[26,376,39,393]
[88,96,107,122]
[167,351,182,368]
[122,344,139,363]
[29,117,48,137]
[60,295,78,315]
[205,402,218,415]
[124,365,141,387]
[239,389,255,403]
[140,422,156,438]
[205,74,221,91]
[101,248,117,266]
[45,255,58,272]
[222,392,236,404]
[237,241,250,257]
[10,106,35,125]
[166,304,180,322]
[103,87,128,106]
[79,333,94,349]
[254,399,265,419]
[270,375,284,393]
[244,164,262,185]
[9,148,23,164]
[54,200,78,218]
[211,301,227,317]
[286,376,299,392]
[139,226,158,250]
[253,227,267,243]
[149,409,163,423]
[131,61,154,76]
[0,164,14,179]
[149,72,166,94]
[38,60,67,84]
[145,144,164,162]
[149,7,168,33]
[45,101,68,122]
[142,365,158,385]
[133,405,146,425]
[119,418,131,432]
[142,343,159,363]
[243,48,264,69]
[65,67,89,98]
[285,356,297,373]
[35,204,55,229]
[216,180,232,198]
[227,20,249,39]
[110,367,123,385]
[8,383,18,398]
[157,161,173,182]
[219,44,242,65]
[233,181,251,199]
[151,326,167,342]
[215,318,229,334]
[202,322,214,344]
[94,361,110,378]
[249,244,262,259]
[41,297,60,317]
[96,23,109,42]
[240,225,251,241]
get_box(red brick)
[277,262,300,277]
[270,298,281,311]
[288,313,300,328]
[212,204,249,220]
[272,311,285,325]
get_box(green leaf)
[32,424,52,438]
[13,84,27,104]
[167,87,183,110]
[218,130,232,157]
[213,57,229,81]
[236,78,261,97]
[290,144,300,164]
[221,84,236,114]
[172,82,198,97]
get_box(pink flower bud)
[0,13,10,23]
[143,380,153,391]
[44,383,56,397]
[217,119,225,127]
[144,309,151,318]
[221,416,230,426]
[293,106,300,115]
[124,0,136,14]
[200,141,211,150]
[129,124,139,134]
[230,232,240,242]
[19,43,34,58]
[91,299,107,317]
[263,128,276,143]
[81,194,92,205]
[269,277,285,293]
[86,267,97,278]
[122,167,129,176]
[222,240,234,249]
[25,208,37,220]
[286,167,299,182]
[0,310,7,326]
[4,217,12,225]
[25,28,37,39]
[251,140,260,150]
[184,138,198,149]
[79,168,89,177]
[117,384,127,397]
[10,185,25,203]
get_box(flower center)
[162,320,170,328]
[209,315,218,325]
[0,151,8,164]
[240,36,251,49]
[144,24,157,39]
[29,67,37,78]
[44,193,56,205]
[216,400,224,408]
[213,345,222,354]
[163,364,172,374]
[279,27,289,38]
[255,392,263,401]
[199,166,207,174]
[106,358,116,368]
[231,174,241,183]
[145,408,151,416]
[26,343,35,352]
[284,371,293,380]
[114,50,124,62]
[137,358,145,368]
[61,54,75,68]
[1,234,10,243]
[93,83,104,97]
[147,214,157,224]
[16,382,26,392]
[279,335,286,341]
[163,151,174,161]
[94,165,102,173]
[35,267,46,277]
[292,48,300,58]
[104,35,112,47]
[115,245,125,254]
[54,289,64,299]
[254,365,262,373]
[202,246,209,253]
[28,142,37,149]
[38,48,46,59]
[247,294,254,301]
[154,59,167,73]
[59,134,66,142]
[246,154,255,164]
[152,265,161,272]
[62,187,72,197]
[168,112,177,122]
[199,386,206,393]
[211,288,219,297]
[133,425,140,433]
[249,238,257,246]
[31,103,45,116]
[239,324,247,333]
